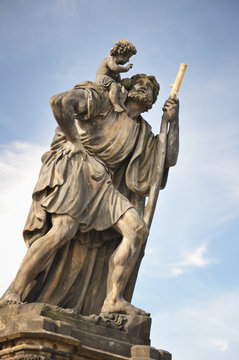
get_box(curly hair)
[110,40,137,57]
[122,74,160,104]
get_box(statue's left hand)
[64,141,87,160]
[162,96,179,123]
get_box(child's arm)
[107,56,132,73]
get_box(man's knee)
[118,208,149,245]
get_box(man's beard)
[127,91,153,111]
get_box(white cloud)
[209,339,228,352]
[180,243,211,267]
[0,141,46,294]
[169,242,217,276]
[171,267,184,276]
[144,242,215,278]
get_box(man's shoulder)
[73,80,101,91]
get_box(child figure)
[96,40,137,112]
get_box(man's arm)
[50,89,89,158]
[163,97,179,167]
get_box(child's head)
[110,40,137,63]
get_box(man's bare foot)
[101,298,150,317]
[0,291,22,307]
[113,104,124,112]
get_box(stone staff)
[125,64,187,303]
[143,63,187,228]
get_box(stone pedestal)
[0,303,171,360]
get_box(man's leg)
[0,214,79,307]
[101,207,149,316]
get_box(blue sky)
[0,1,239,359]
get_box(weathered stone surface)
[131,345,159,359]
[0,333,82,360]
[131,345,172,360]
[0,303,152,359]
[158,349,172,360]
[0,332,171,360]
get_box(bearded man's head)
[121,74,160,111]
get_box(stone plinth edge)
[131,345,172,360]
[0,303,172,360]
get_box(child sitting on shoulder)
[96,40,137,112]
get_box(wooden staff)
[170,63,187,99]
[143,63,187,228]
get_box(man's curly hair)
[110,40,137,57]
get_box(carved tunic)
[78,110,140,168]
[42,112,139,230]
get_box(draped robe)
[22,82,169,315]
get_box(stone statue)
[96,40,136,112]
[0,45,180,318]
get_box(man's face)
[128,77,154,110]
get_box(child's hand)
[126,64,133,71]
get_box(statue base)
[0,303,171,360]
